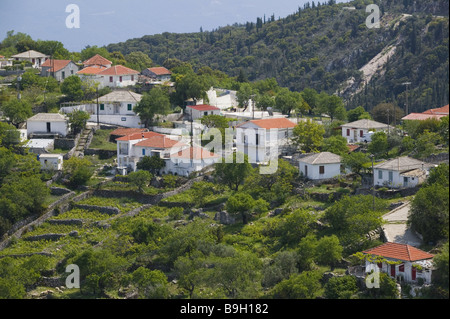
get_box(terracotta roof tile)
[115,131,163,141]
[147,67,172,76]
[363,242,434,262]
[110,128,148,137]
[76,66,107,75]
[41,59,73,72]
[187,104,220,111]
[401,113,446,121]
[83,54,112,66]
[422,104,449,115]
[134,135,185,149]
[98,65,139,76]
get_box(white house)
[186,105,221,121]
[116,131,186,172]
[165,146,221,177]
[27,113,69,138]
[299,152,343,180]
[142,67,172,82]
[0,55,13,68]
[38,153,63,171]
[363,242,434,284]
[93,90,143,127]
[96,65,139,88]
[236,117,296,163]
[341,119,389,143]
[40,59,79,82]
[206,88,239,110]
[11,50,49,68]
[373,156,433,188]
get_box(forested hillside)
[106,0,449,113]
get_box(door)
[390,264,396,277]
[304,165,308,178]
[403,177,408,187]
[46,122,51,133]
[412,267,417,281]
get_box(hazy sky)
[0,0,350,52]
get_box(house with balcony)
[166,146,221,177]
[236,117,296,163]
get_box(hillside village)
[0,2,449,301]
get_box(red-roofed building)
[76,66,107,75]
[41,59,79,82]
[142,67,172,81]
[186,104,221,120]
[402,104,449,121]
[116,130,219,176]
[362,242,434,284]
[236,117,297,163]
[97,65,140,88]
[82,54,112,68]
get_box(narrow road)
[382,202,422,247]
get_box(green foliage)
[324,275,358,299]
[60,76,84,101]
[427,163,449,187]
[432,242,449,294]
[275,88,304,116]
[128,170,153,192]
[321,135,349,156]
[292,119,325,153]
[134,87,171,127]
[0,99,32,127]
[63,157,94,187]
[365,272,398,299]
[368,131,388,158]
[409,183,449,243]
[214,152,252,191]
[371,103,403,125]
[276,209,317,248]
[271,271,322,299]
[125,51,153,72]
[347,106,372,122]
[68,110,90,135]
[342,152,370,175]
[130,267,169,299]
[226,192,256,224]
[136,155,166,175]
[315,235,343,268]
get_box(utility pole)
[370,154,375,212]
[96,87,99,127]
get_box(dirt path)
[382,202,423,247]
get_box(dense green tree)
[408,183,449,243]
[236,82,254,110]
[262,251,298,288]
[128,170,152,192]
[277,209,316,248]
[315,235,343,269]
[318,94,347,121]
[371,103,403,125]
[134,87,171,127]
[125,51,153,72]
[275,88,304,116]
[297,235,319,271]
[136,155,166,175]
[368,131,389,158]
[214,152,252,191]
[0,99,32,127]
[226,192,256,224]
[324,276,358,299]
[432,242,449,295]
[321,135,349,156]
[131,267,169,299]
[342,152,370,176]
[63,157,93,187]
[292,119,325,153]
[60,75,84,101]
[426,163,449,187]
[347,106,372,122]
[80,45,111,62]
[68,110,90,135]
[271,271,322,299]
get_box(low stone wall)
[50,187,72,196]
[37,277,64,288]
[48,219,84,226]
[0,252,53,259]
[73,204,121,215]
[84,149,116,159]
[54,133,80,150]
[24,233,66,242]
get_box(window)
[142,149,146,156]
[131,75,134,81]
[360,130,364,137]
[388,171,393,182]
[399,264,405,272]
[347,129,350,136]
[100,104,105,111]
[319,166,325,174]
[61,71,65,79]
[71,70,74,75]
[378,170,383,180]
[119,76,123,82]
[204,112,208,116]
[127,104,132,111]
[256,134,259,146]
[109,76,113,83]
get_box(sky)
[0,0,350,52]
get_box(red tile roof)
[41,59,72,72]
[240,118,297,129]
[363,242,434,262]
[76,66,107,75]
[134,135,185,149]
[147,67,172,76]
[83,54,112,67]
[115,131,163,141]
[187,104,220,112]
[401,113,446,121]
[110,128,148,137]
[98,65,139,76]
[171,147,219,160]
[423,104,449,115]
